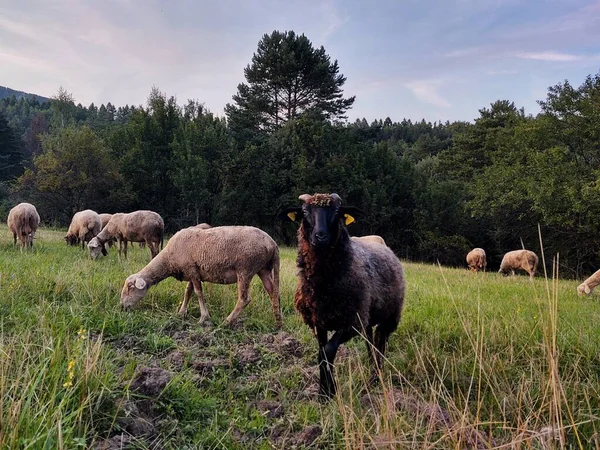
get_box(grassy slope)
[1,225,599,449]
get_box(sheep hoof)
[177,308,188,316]
[198,316,212,326]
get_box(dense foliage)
[1,31,599,276]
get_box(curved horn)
[330,193,342,205]
[299,194,313,203]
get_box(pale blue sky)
[1,0,599,122]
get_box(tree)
[0,112,24,181]
[51,86,75,128]
[225,30,355,133]
[15,126,123,223]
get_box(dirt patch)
[292,425,322,447]
[191,357,230,376]
[130,366,173,397]
[117,398,157,437]
[252,400,284,419]
[170,329,214,347]
[92,434,133,450]
[235,344,260,369]
[166,350,185,370]
[361,389,493,448]
[263,332,304,358]
[108,334,142,353]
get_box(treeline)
[1,30,599,277]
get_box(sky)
[1,0,599,123]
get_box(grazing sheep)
[466,248,487,273]
[65,210,103,249]
[351,235,387,246]
[499,249,538,280]
[279,193,405,399]
[88,210,164,260]
[120,225,282,328]
[7,202,40,249]
[577,269,600,295]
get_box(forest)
[1,30,599,277]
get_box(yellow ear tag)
[287,212,297,221]
[344,214,355,226]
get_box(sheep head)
[120,274,149,309]
[278,193,362,250]
[88,237,106,259]
[577,282,591,296]
[65,234,78,246]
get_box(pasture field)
[1,225,600,449]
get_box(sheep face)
[577,283,590,296]
[65,234,78,246]
[88,237,107,259]
[279,193,361,250]
[120,275,149,308]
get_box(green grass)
[1,225,600,449]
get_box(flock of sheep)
[5,194,600,399]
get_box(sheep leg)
[370,321,396,383]
[191,279,211,324]
[224,275,251,327]
[364,326,375,366]
[178,282,194,316]
[13,232,17,246]
[123,240,128,259]
[317,328,358,398]
[258,269,282,329]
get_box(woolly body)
[466,248,487,273]
[7,202,40,249]
[65,210,102,249]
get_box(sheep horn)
[299,194,313,203]
[330,193,342,205]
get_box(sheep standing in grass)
[279,193,405,399]
[466,248,487,273]
[65,210,103,249]
[577,269,600,295]
[88,210,164,260]
[7,202,40,249]
[120,225,282,328]
[499,249,538,280]
[351,235,387,246]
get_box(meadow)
[1,225,600,449]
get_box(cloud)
[404,79,451,108]
[515,51,582,62]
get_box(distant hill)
[0,86,50,103]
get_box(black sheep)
[279,193,405,398]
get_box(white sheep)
[88,210,164,260]
[466,248,487,273]
[499,249,538,280]
[577,269,600,295]
[120,225,282,328]
[351,235,387,246]
[7,202,40,249]
[99,213,112,229]
[65,210,103,249]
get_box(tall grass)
[1,224,600,448]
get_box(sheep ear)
[340,206,363,226]
[584,284,591,294]
[134,277,146,290]
[277,207,302,222]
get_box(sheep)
[577,269,600,295]
[466,248,487,273]
[88,210,164,260]
[351,235,387,246]
[99,213,112,229]
[120,225,282,328]
[64,210,103,249]
[279,193,405,399]
[499,249,538,280]
[7,202,40,249]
